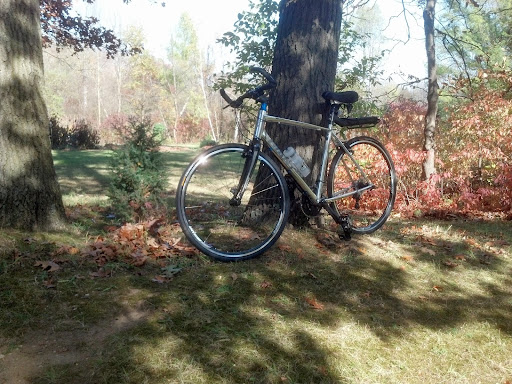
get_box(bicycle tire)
[327,136,396,234]
[176,144,290,261]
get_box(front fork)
[229,139,261,206]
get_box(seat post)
[327,103,341,128]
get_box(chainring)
[301,193,322,217]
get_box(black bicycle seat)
[322,91,359,104]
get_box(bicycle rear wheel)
[176,144,290,261]
[327,136,396,234]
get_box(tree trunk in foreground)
[0,0,66,230]
[268,0,343,224]
[422,0,438,181]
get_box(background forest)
[43,0,512,216]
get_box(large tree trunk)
[422,0,438,180]
[268,0,343,224]
[0,0,66,230]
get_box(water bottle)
[283,147,311,177]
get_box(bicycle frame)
[244,102,375,206]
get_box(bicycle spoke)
[176,144,289,261]
[327,136,396,234]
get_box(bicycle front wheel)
[327,136,396,234]
[176,144,290,261]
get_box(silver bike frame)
[253,106,374,205]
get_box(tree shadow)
[103,220,509,381]
[17,219,511,383]
[53,150,113,196]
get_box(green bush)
[108,117,166,222]
[153,123,167,143]
[69,119,99,149]
[199,137,217,148]
[49,115,68,149]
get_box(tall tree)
[422,0,438,181]
[1,0,163,230]
[0,0,66,230]
[268,0,343,222]
[164,13,213,143]
[124,26,160,120]
[437,0,509,83]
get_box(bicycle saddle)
[322,91,359,104]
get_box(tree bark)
[268,0,343,223]
[0,0,66,230]
[422,0,438,180]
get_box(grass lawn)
[1,147,511,383]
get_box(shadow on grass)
[53,150,114,196]
[53,148,199,198]
[2,217,510,383]
[85,219,512,383]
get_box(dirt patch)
[0,293,152,384]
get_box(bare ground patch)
[0,290,152,384]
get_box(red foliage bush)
[376,72,512,215]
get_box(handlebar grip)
[220,88,233,104]
[220,88,243,108]
[220,67,277,109]
[249,66,277,89]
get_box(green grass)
[1,147,511,383]
[52,147,199,207]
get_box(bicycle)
[176,67,396,261]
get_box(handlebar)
[220,66,277,108]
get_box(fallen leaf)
[317,366,328,376]
[161,265,182,277]
[316,233,337,248]
[146,218,164,235]
[420,247,436,256]
[143,237,159,250]
[454,255,466,261]
[34,260,60,272]
[401,255,414,262]
[152,275,169,284]
[465,238,479,247]
[90,268,111,278]
[305,296,324,310]
[42,279,56,289]
[260,281,273,289]
[278,244,292,252]
[432,285,443,292]
[68,247,80,255]
[443,260,459,268]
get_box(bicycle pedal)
[337,229,351,241]
[337,216,352,241]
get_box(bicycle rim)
[176,144,289,261]
[327,136,396,234]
